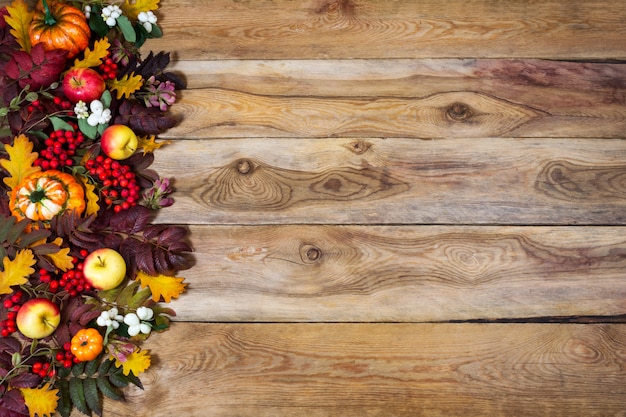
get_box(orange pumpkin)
[29,0,91,59]
[9,170,86,222]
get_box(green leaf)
[72,360,86,377]
[117,16,137,43]
[57,379,72,417]
[84,377,103,417]
[117,280,141,307]
[78,118,98,139]
[88,5,109,37]
[100,90,112,108]
[97,375,124,401]
[49,116,74,131]
[150,24,163,39]
[128,287,152,309]
[85,358,100,377]
[108,366,130,388]
[69,377,91,416]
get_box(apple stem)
[98,255,106,266]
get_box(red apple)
[16,298,61,339]
[83,248,127,290]
[62,67,106,103]
[100,125,139,160]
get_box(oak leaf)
[108,73,143,99]
[80,176,100,216]
[137,270,186,302]
[19,383,59,417]
[4,0,33,52]
[121,0,159,20]
[72,37,110,69]
[0,249,36,295]
[0,135,41,190]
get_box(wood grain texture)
[164,59,626,139]
[167,225,626,322]
[96,323,626,417]
[143,0,626,60]
[151,138,626,225]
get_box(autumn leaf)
[0,249,36,295]
[108,73,143,99]
[138,135,170,154]
[5,0,33,52]
[72,37,110,69]
[44,237,74,272]
[137,271,186,303]
[0,135,41,190]
[115,349,151,376]
[20,383,59,417]
[121,0,159,20]
[79,176,100,216]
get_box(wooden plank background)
[3,0,625,415]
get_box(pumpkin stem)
[29,189,46,203]
[41,0,57,26]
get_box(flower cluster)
[0,1,191,416]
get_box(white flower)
[137,11,157,33]
[84,5,91,19]
[86,100,112,126]
[102,5,122,27]
[74,101,89,119]
[136,306,154,321]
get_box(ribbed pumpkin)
[29,0,91,59]
[9,170,86,222]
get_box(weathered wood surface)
[152,137,626,225]
[100,323,626,417]
[168,225,626,322]
[148,0,626,59]
[0,0,614,415]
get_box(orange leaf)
[45,237,74,272]
[0,249,36,295]
[137,271,186,303]
[79,175,100,216]
[0,135,41,190]
[5,0,33,52]
[72,37,111,69]
[108,73,143,99]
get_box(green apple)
[100,125,138,160]
[83,248,127,290]
[16,298,61,339]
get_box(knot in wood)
[300,244,322,264]
[446,102,472,122]
[348,140,372,155]
[236,159,253,175]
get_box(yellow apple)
[16,298,61,339]
[83,248,127,290]
[100,125,138,160]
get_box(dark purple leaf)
[9,372,40,389]
[157,226,188,246]
[0,387,28,416]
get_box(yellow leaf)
[138,135,171,154]
[115,348,151,376]
[108,73,143,99]
[5,0,33,52]
[79,175,100,216]
[45,237,74,272]
[20,383,59,417]
[0,249,36,295]
[0,135,41,190]
[121,0,160,20]
[137,271,186,303]
[72,37,111,69]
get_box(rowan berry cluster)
[98,54,119,81]
[34,128,85,170]
[1,291,23,337]
[39,251,91,297]
[55,342,79,368]
[31,361,56,379]
[85,156,141,212]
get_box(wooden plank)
[145,0,626,60]
[151,138,626,225]
[167,225,626,322]
[165,59,626,140]
[98,323,626,417]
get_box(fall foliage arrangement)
[0,0,192,416]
